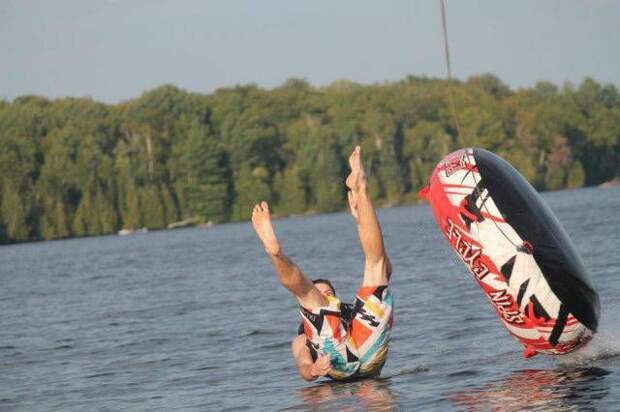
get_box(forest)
[0,74,618,244]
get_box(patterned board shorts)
[299,285,394,380]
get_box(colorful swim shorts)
[299,285,394,380]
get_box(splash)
[557,307,620,365]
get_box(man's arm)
[269,251,328,309]
[252,201,328,310]
[291,335,332,382]
[346,146,392,286]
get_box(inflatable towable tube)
[420,148,600,358]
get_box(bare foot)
[346,145,366,192]
[251,201,281,256]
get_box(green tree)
[312,144,344,213]
[273,165,306,215]
[125,182,142,229]
[231,164,272,221]
[403,121,450,191]
[566,161,586,189]
[181,124,232,222]
[1,183,31,241]
[141,186,166,229]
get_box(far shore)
[1,183,617,247]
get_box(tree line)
[0,74,618,244]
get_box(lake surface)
[1,186,619,411]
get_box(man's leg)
[346,146,392,286]
[345,148,394,377]
[252,201,328,310]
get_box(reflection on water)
[450,367,611,411]
[291,378,397,411]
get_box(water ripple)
[1,189,619,409]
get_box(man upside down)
[251,146,393,381]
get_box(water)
[1,186,619,411]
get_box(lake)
[1,186,619,410]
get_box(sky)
[1,0,619,103]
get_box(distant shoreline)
[1,184,617,247]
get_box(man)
[252,146,393,381]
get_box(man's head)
[313,278,336,297]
